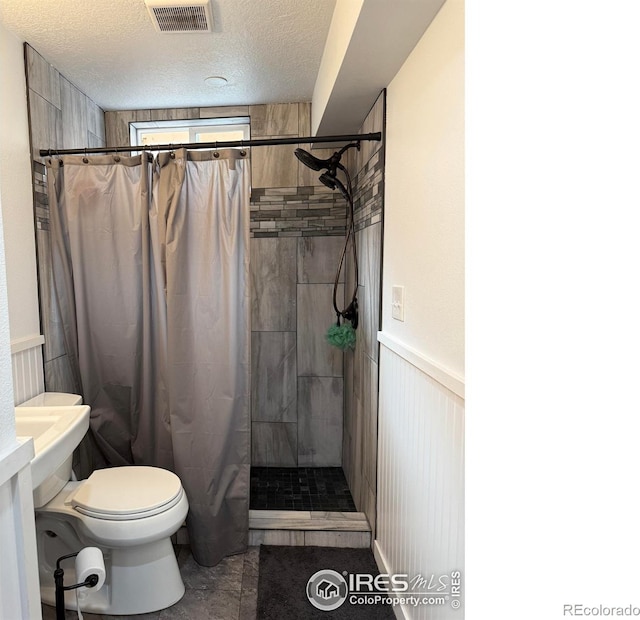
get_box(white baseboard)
[373,539,408,620]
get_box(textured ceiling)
[0,0,336,110]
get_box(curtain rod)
[39,132,382,157]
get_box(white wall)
[0,22,41,345]
[0,21,43,619]
[382,0,464,379]
[0,196,15,448]
[375,2,464,618]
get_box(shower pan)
[250,467,356,512]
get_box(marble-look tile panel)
[249,104,298,137]
[297,377,343,467]
[250,237,296,331]
[60,77,88,149]
[297,283,343,377]
[357,90,385,175]
[87,99,106,140]
[29,91,62,160]
[249,511,368,531]
[133,109,153,122]
[242,546,260,578]
[178,547,244,591]
[368,359,379,491]
[362,355,378,492]
[87,132,106,149]
[310,511,369,521]
[297,236,345,284]
[298,102,311,137]
[250,140,298,188]
[361,223,382,363]
[304,531,371,548]
[150,108,195,121]
[239,586,257,620]
[201,106,250,119]
[26,45,61,108]
[251,422,297,467]
[363,480,377,538]
[251,331,296,423]
[158,588,241,620]
[250,509,312,520]
[350,391,364,510]
[342,348,354,481]
[104,110,133,148]
[248,530,305,546]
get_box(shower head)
[295,142,360,173]
[294,148,333,172]
[318,171,336,190]
[320,171,350,201]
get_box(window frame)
[129,116,251,150]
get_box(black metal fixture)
[54,552,100,620]
[295,142,359,331]
[39,132,381,157]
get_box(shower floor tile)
[250,467,357,512]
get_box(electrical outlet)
[392,285,404,321]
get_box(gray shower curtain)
[47,148,250,566]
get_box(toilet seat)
[70,466,184,521]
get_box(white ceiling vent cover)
[145,0,213,33]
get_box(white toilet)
[18,392,189,615]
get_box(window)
[130,117,250,150]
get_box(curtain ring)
[83,147,88,164]
[214,141,220,158]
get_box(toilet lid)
[71,466,183,520]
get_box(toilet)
[18,392,189,615]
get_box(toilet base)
[39,537,184,615]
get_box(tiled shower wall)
[24,44,106,397]
[342,92,385,533]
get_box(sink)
[15,405,90,508]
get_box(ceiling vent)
[144,0,213,33]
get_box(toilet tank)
[18,392,83,407]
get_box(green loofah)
[326,323,357,350]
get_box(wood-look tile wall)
[24,44,106,395]
[105,101,348,467]
[342,91,386,535]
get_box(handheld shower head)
[294,148,332,171]
[318,171,336,190]
[293,142,360,331]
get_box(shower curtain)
[47,148,250,566]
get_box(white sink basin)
[15,405,90,507]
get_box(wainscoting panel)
[376,337,464,620]
[11,338,45,406]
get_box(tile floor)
[250,467,357,511]
[41,545,259,620]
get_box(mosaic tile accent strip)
[352,149,384,232]
[250,467,357,511]
[250,186,347,238]
[33,161,50,230]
